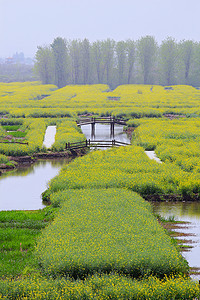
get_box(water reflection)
[0,158,69,211]
[152,201,200,278]
[81,124,130,144]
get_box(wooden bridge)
[76,116,127,137]
[76,116,127,126]
[66,139,130,150]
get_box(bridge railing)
[66,139,130,150]
[76,116,127,126]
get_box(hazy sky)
[1,0,200,58]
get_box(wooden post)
[110,121,114,138]
[86,140,87,147]
[88,139,90,146]
[91,121,95,138]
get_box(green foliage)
[0,274,199,299]
[34,36,200,88]
[135,118,200,175]
[2,125,21,131]
[52,119,85,151]
[36,189,188,279]
[0,154,9,164]
[0,207,57,277]
[48,145,200,198]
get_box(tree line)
[34,36,200,89]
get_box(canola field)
[36,189,188,279]
[1,82,200,299]
[1,82,200,118]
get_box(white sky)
[1,0,200,58]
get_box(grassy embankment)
[0,207,57,278]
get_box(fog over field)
[1,0,200,57]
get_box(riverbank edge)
[0,148,87,174]
[156,216,200,277]
[145,194,200,202]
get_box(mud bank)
[145,194,200,202]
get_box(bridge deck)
[77,117,127,126]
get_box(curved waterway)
[152,201,200,279]
[0,158,70,211]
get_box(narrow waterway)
[43,125,56,149]
[0,158,70,211]
[152,201,200,279]
[145,150,162,163]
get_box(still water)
[43,125,56,149]
[152,201,200,278]
[81,124,130,144]
[0,159,69,211]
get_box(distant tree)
[13,52,25,64]
[69,40,82,84]
[116,41,127,85]
[160,37,178,85]
[102,39,115,86]
[137,36,157,84]
[51,37,68,88]
[126,39,135,84]
[0,63,37,82]
[34,46,54,84]
[91,41,105,83]
[35,36,200,88]
[81,38,91,84]
[188,42,200,86]
[179,40,194,84]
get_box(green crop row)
[35,188,188,279]
[0,274,199,299]
[52,119,86,152]
[0,154,9,164]
[0,119,47,156]
[2,82,200,118]
[0,208,57,277]
[134,118,200,174]
[48,145,200,197]
[0,116,89,156]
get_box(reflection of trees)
[42,158,71,167]
[2,158,71,177]
[2,164,35,177]
[1,158,71,179]
[185,202,200,217]
[153,202,200,218]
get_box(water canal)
[152,201,200,279]
[43,125,56,149]
[0,158,70,211]
[80,123,130,144]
